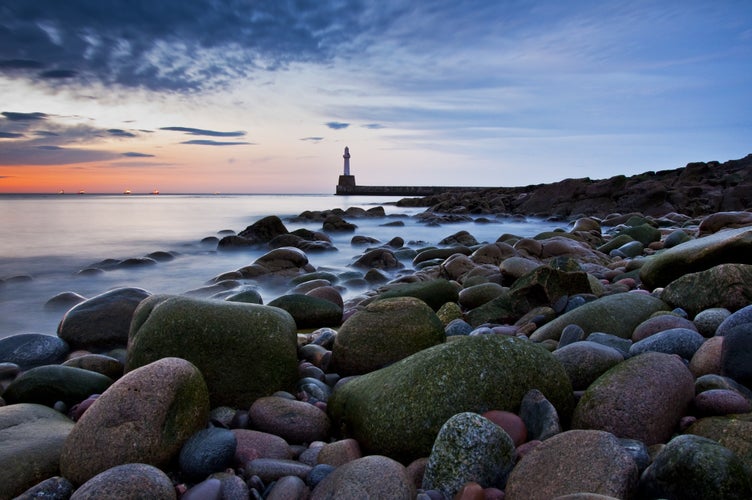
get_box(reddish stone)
[482,410,527,446]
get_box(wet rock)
[310,455,415,499]
[639,226,752,290]
[694,307,732,336]
[179,427,237,480]
[60,357,209,485]
[44,291,86,311]
[62,354,123,380]
[0,333,69,370]
[572,351,694,445]
[720,323,752,388]
[268,294,342,329]
[0,403,74,499]
[249,396,330,444]
[352,248,403,270]
[375,278,459,311]
[126,295,298,408]
[698,211,752,235]
[439,230,479,246]
[686,413,752,473]
[422,412,515,496]
[238,215,290,243]
[14,476,74,500]
[328,336,573,462]
[639,434,752,499]
[628,327,705,360]
[331,297,445,376]
[70,463,176,499]
[3,365,113,407]
[661,264,752,317]
[459,282,505,309]
[531,293,668,342]
[553,341,624,391]
[505,430,638,500]
[251,247,315,277]
[519,389,562,441]
[57,287,151,351]
[323,214,356,232]
[631,313,698,342]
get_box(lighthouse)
[343,146,351,176]
[336,146,356,193]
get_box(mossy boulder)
[327,335,574,463]
[331,297,445,376]
[267,294,342,329]
[375,279,459,311]
[661,264,752,317]
[125,295,298,408]
[687,413,752,472]
[530,293,669,342]
[639,227,752,290]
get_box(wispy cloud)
[122,152,155,157]
[2,111,48,121]
[301,137,324,142]
[160,126,246,137]
[325,122,349,130]
[180,139,252,146]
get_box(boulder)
[639,434,752,499]
[268,294,342,329]
[0,403,74,499]
[439,230,479,246]
[3,365,113,407]
[310,455,414,499]
[251,247,315,277]
[0,333,69,370]
[422,412,515,496]
[69,463,175,500]
[125,295,298,408]
[698,211,752,235]
[179,427,237,480]
[660,264,752,317]
[720,323,752,388]
[687,413,752,473]
[237,215,289,243]
[352,248,403,270]
[331,297,445,376]
[572,351,694,445]
[375,278,459,311]
[249,396,330,444]
[322,214,357,232]
[639,227,752,290]
[552,341,624,391]
[628,328,705,360]
[328,335,573,462]
[530,293,669,342]
[57,287,151,351]
[60,357,209,485]
[505,430,638,500]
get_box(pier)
[334,147,487,196]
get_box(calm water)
[0,194,561,338]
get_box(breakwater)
[335,175,487,196]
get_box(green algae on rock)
[327,335,573,463]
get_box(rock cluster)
[2,156,752,498]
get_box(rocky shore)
[2,156,752,499]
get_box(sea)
[0,193,563,339]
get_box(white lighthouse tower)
[343,146,351,176]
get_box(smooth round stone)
[689,336,724,377]
[297,377,332,402]
[619,438,651,474]
[558,324,586,348]
[0,333,69,370]
[639,434,752,499]
[231,429,293,465]
[298,344,332,371]
[44,291,87,311]
[2,365,113,407]
[458,283,505,309]
[553,341,624,391]
[307,464,336,488]
[720,323,752,387]
[207,472,248,499]
[224,289,263,304]
[249,396,330,444]
[663,229,692,248]
[632,314,698,342]
[613,240,644,258]
[179,427,237,480]
[694,389,752,417]
[310,455,415,499]
[482,410,527,446]
[628,327,705,360]
[266,475,309,500]
[70,463,175,499]
[267,294,342,329]
[62,354,123,380]
[14,476,74,499]
[716,304,752,336]
[316,439,362,467]
[182,478,221,500]
[245,458,312,483]
[306,286,344,309]
[298,364,326,382]
[209,406,237,428]
[694,308,732,336]
[518,389,562,441]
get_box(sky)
[0,1,750,194]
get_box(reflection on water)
[0,194,563,338]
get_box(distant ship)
[78,190,85,195]
[151,188,159,195]
[58,189,65,195]
[123,189,131,195]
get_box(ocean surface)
[0,194,562,339]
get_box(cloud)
[362,123,385,129]
[122,152,155,157]
[0,131,24,138]
[160,126,246,137]
[180,139,252,146]
[0,1,405,92]
[107,129,137,138]
[325,122,349,130]
[301,137,324,142]
[2,112,48,121]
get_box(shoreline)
[1,158,752,497]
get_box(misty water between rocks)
[0,194,563,338]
